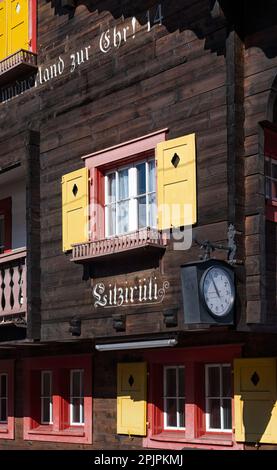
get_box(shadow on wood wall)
[46,0,277,58]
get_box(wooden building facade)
[0,0,276,450]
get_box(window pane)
[42,373,51,396]
[272,180,277,199]
[222,366,231,397]
[266,178,272,198]
[165,368,176,397]
[148,160,155,193]
[222,399,232,430]
[107,173,116,204]
[136,163,146,195]
[0,217,4,254]
[0,398,7,422]
[178,399,185,427]
[148,193,156,228]
[165,399,177,427]
[118,201,129,233]
[72,371,81,397]
[272,162,277,179]
[80,398,84,423]
[178,368,185,398]
[265,159,271,176]
[107,204,116,236]
[0,375,7,397]
[72,398,81,424]
[207,367,220,397]
[42,398,51,423]
[118,169,129,200]
[138,196,146,229]
[208,399,221,429]
[80,372,84,397]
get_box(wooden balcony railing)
[71,228,168,263]
[0,248,27,318]
[0,49,37,86]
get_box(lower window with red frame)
[145,346,242,450]
[0,360,14,440]
[23,355,92,444]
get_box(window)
[0,373,7,424]
[205,364,232,432]
[0,215,4,254]
[24,356,92,444]
[105,159,156,237]
[146,346,242,450]
[163,366,185,430]
[41,371,53,425]
[265,157,277,201]
[70,370,84,426]
[0,360,14,440]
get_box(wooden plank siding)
[0,0,276,450]
[0,1,274,338]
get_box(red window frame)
[23,355,92,444]
[0,360,14,440]
[0,197,12,253]
[83,129,168,240]
[264,126,277,222]
[30,0,37,54]
[143,345,243,450]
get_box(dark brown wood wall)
[244,18,277,326]
[0,3,274,338]
[36,1,231,341]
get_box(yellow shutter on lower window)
[117,363,147,436]
[234,358,277,443]
[156,134,197,230]
[8,0,29,56]
[62,168,89,252]
[0,0,7,60]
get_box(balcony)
[0,248,26,324]
[71,228,168,264]
[0,49,37,87]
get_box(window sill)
[0,49,37,87]
[0,422,14,439]
[0,426,9,434]
[71,228,167,264]
[150,431,234,447]
[27,425,85,437]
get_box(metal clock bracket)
[194,224,243,265]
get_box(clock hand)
[212,278,221,298]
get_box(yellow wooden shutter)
[117,362,147,436]
[62,168,89,252]
[156,133,197,230]
[0,0,7,60]
[8,0,29,56]
[234,358,277,443]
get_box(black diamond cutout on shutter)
[128,375,134,387]
[251,372,260,386]
[72,184,78,196]
[171,153,180,168]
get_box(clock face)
[200,266,235,317]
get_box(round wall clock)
[200,266,235,317]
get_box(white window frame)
[163,366,185,430]
[265,157,277,201]
[205,364,232,433]
[0,373,8,424]
[104,158,156,237]
[70,369,84,426]
[41,371,53,425]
